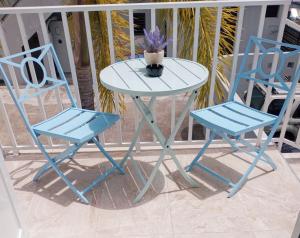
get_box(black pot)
[146,64,164,77]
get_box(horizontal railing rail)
[0,0,291,13]
[0,0,295,154]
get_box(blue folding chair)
[186,36,300,197]
[0,44,125,204]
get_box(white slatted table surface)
[100,57,208,203]
[100,58,208,96]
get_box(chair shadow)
[9,158,165,209]
[165,152,274,200]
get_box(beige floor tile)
[4,148,300,237]
[253,230,291,238]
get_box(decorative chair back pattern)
[229,36,300,125]
[0,44,76,129]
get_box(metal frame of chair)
[186,36,300,197]
[0,44,125,204]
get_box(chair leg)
[33,144,82,182]
[186,132,215,172]
[228,154,260,198]
[188,129,276,198]
[51,161,89,204]
[33,139,90,204]
[237,137,277,170]
[92,137,125,174]
[261,152,277,170]
[33,156,67,182]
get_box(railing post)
[257,3,290,146]
[61,11,82,108]
[188,7,201,142]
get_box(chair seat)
[191,101,278,136]
[33,107,119,143]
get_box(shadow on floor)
[165,151,274,199]
[8,150,276,208]
[9,158,165,209]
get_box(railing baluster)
[257,3,290,146]
[208,7,222,107]
[106,10,115,64]
[16,13,52,146]
[0,24,21,98]
[129,9,135,59]
[84,11,101,112]
[261,3,290,109]
[264,4,292,150]
[0,22,35,148]
[206,6,222,139]
[228,6,245,98]
[171,8,178,133]
[61,11,82,108]
[192,7,200,62]
[106,9,122,144]
[151,8,156,31]
[240,5,266,141]
[150,8,157,142]
[245,5,266,106]
[39,12,69,147]
[172,8,178,58]
[38,13,64,112]
[188,7,201,142]
[129,9,141,149]
[0,91,17,150]
[84,11,105,145]
[278,54,300,150]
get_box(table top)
[100,57,209,96]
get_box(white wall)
[0,148,26,238]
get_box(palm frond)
[88,0,130,113]
[157,0,238,108]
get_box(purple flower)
[143,26,172,53]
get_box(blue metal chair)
[186,36,300,197]
[0,44,125,204]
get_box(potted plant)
[143,26,171,65]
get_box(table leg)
[120,97,156,167]
[132,90,199,202]
[133,150,166,203]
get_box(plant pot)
[144,50,164,65]
[146,64,164,77]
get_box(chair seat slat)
[214,105,264,126]
[50,110,97,135]
[33,108,119,143]
[225,102,277,122]
[191,108,246,135]
[34,108,82,131]
[191,101,277,136]
[66,113,119,143]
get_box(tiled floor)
[4,147,300,238]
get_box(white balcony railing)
[0,0,297,154]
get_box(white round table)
[100,57,208,96]
[100,57,208,203]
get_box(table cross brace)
[122,90,199,203]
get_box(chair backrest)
[229,36,300,124]
[0,44,76,130]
